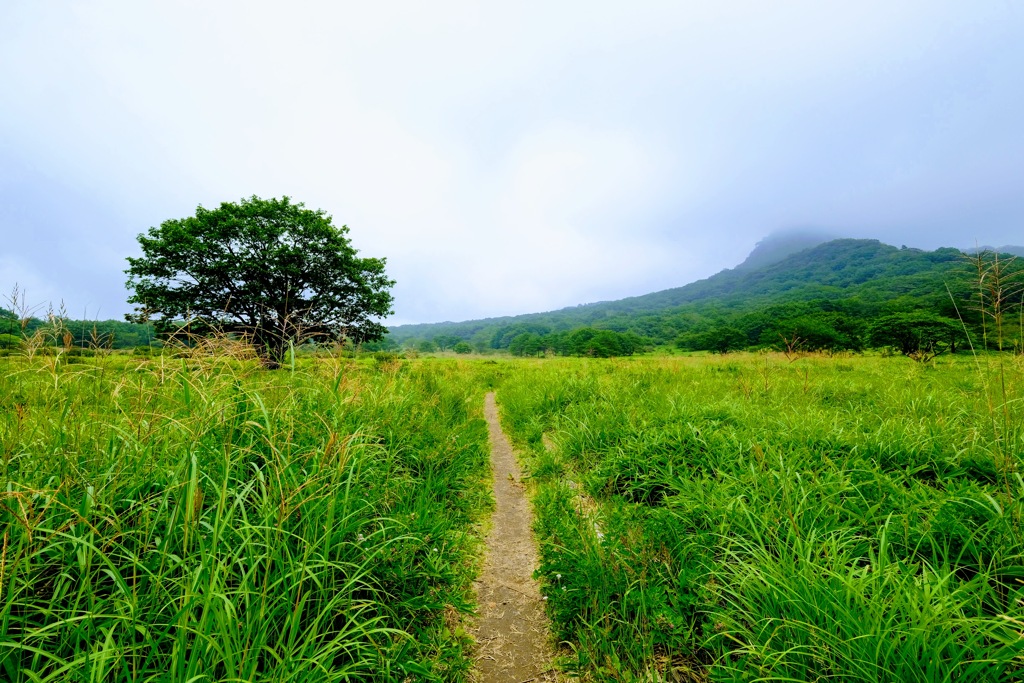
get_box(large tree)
[125,196,394,366]
[868,312,964,362]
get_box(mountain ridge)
[385,237,1020,350]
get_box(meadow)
[1,349,1023,681]
[499,352,1024,681]
[0,351,497,682]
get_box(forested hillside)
[0,310,156,350]
[387,239,1024,355]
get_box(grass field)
[0,353,497,682]
[1,350,1023,681]
[500,352,1024,681]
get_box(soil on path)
[470,393,557,683]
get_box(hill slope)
[387,239,985,348]
[734,229,834,271]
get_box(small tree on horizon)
[125,196,394,367]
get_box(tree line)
[390,243,1023,359]
[0,309,157,351]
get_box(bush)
[0,333,21,350]
[453,341,473,354]
[373,351,400,367]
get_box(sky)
[1,2,1022,325]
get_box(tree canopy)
[125,196,394,365]
[868,312,965,362]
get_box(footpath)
[470,392,557,682]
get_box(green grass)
[499,352,1024,681]
[0,354,493,682]
[4,349,1024,681]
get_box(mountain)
[734,229,834,271]
[964,245,1024,258]
[386,238,990,350]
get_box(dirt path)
[471,392,557,683]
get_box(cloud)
[1,1,1022,323]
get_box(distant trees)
[360,336,399,352]
[492,324,551,350]
[384,240,986,352]
[375,242,1024,359]
[563,329,642,357]
[453,341,473,354]
[760,314,865,353]
[505,328,643,357]
[432,334,461,351]
[868,313,964,362]
[508,333,545,357]
[673,309,969,359]
[65,319,156,349]
[0,305,156,351]
[676,326,747,354]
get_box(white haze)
[1,1,1022,323]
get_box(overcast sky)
[1,2,1022,325]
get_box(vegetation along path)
[471,392,557,682]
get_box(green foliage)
[869,312,965,361]
[432,334,461,351]
[491,323,552,350]
[0,333,21,349]
[760,312,866,352]
[125,196,394,366]
[388,240,981,351]
[504,328,642,357]
[0,355,493,681]
[498,354,1024,680]
[359,335,399,352]
[964,250,1024,352]
[508,332,545,356]
[372,350,401,366]
[65,319,156,349]
[678,325,747,353]
[453,341,473,354]
[0,315,154,350]
[568,328,641,357]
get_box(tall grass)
[499,353,1024,681]
[5,349,1022,680]
[0,354,492,681]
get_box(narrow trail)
[471,392,557,683]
